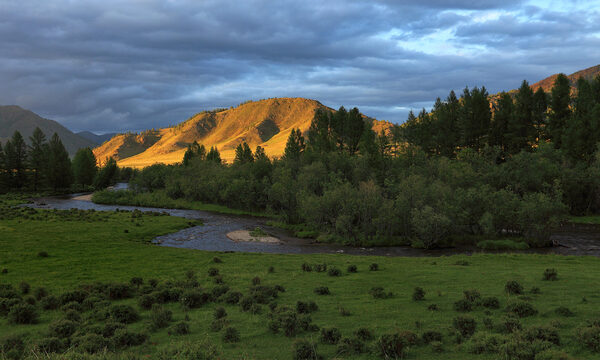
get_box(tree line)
[0,128,121,193]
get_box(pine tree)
[331,106,348,151]
[283,129,305,162]
[563,78,600,161]
[234,142,254,164]
[4,131,28,188]
[0,142,7,192]
[490,92,513,153]
[307,108,334,153]
[28,127,48,191]
[206,147,222,163]
[254,145,268,161]
[459,87,490,150]
[94,157,118,189]
[345,107,365,155]
[510,80,535,152]
[183,141,207,166]
[72,148,98,186]
[532,87,548,142]
[548,73,571,148]
[46,133,73,190]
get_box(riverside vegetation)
[1,195,600,359]
[94,75,600,249]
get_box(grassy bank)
[92,189,270,217]
[1,200,600,359]
[570,215,600,225]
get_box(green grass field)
[1,199,600,359]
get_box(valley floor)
[0,198,599,359]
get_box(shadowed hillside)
[94,97,393,167]
[0,105,96,154]
[530,64,600,92]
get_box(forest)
[94,74,600,248]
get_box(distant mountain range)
[76,131,118,145]
[0,105,96,154]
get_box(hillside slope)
[76,131,118,145]
[95,98,394,167]
[0,105,96,154]
[530,64,600,92]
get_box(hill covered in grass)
[93,98,393,167]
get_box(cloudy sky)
[1,0,599,133]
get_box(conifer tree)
[206,147,222,163]
[47,133,73,190]
[490,92,513,153]
[254,145,268,161]
[234,142,254,164]
[283,129,305,162]
[532,87,548,141]
[28,127,48,191]
[94,157,118,189]
[548,73,571,148]
[72,147,98,186]
[511,80,535,151]
[4,131,28,188]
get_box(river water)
[26,189,600,257]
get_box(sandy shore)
[71,194,93,201]
[226,230,281,243]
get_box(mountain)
[530,64,600,92]
[76,131,118,145]
[94,97,394,167]
[0,105,97,154]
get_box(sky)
[1,0,599,133]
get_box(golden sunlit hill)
[94,98,394,167]
[530,64,600,92]
[0,105,96,154]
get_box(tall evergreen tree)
[0,143,7,192]
[183,141,207,166]
[254,145,268,161]
[548,73,571,148]
[234,142,254,164]
[206,147,222,163]
[435,91,460,157]
[283,128,305,162]
[46,133,73,190]
[459,87,490,150]
[28,127,48,191]
[4,131,28,188]
[344,107,365,155]
[331,106,348,152]
[532,87,548,141]
[307,109,334,153]
[563,78,600,161]
[72,147,98,186]
[490,92,513,153]
[94,157,118,189]
[510,80,535,151]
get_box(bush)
[454,299,473,312]
[41,295,60,310]
[33,287,48,300]
[210,318,227,332]
[506,301,538,318]
[505,280,524,295]
[35,337,65,353]
[7,303,38,324]
[376,333,409,359]
[37,251,49,258]
[422,330,443,344]
[555,306,574,317]
[168,321,190,335]
[534,349,573,360]
[463,289,481,303]
[180,289,210,308]
[138,293,158,310]
[453,315,476,337]
[296,301,318,314]
[268,266,275,273]
[211,285,230,299]
[130,277,143,287]
[320,327,342,344]
[314,264,327,272]
[150,304,173,330]
[102,321,125,337]
[498,316,522,333]
[355,327,373,341]
[314,286,330,295]
[301,263,312,272]
[213,256,223,263]
[223,327,240,343]
[482,296,500,309]
[466,333,503,354]
[59,290,87,305]
[149,279,159,288]
[293,339,321,360]
[347,265,357,273]
[214,306,227,319]
[108,283,133,300]
[339,306,351,316]
[224,291,242,304]
[64,309,82,322]
[431,341,443,353]
[0,335,24,358]
[62,301,83,312]
[522,326,560,345]
[370,287,392,299]
[109,304,139,323]
[74,333,108,353]
[337,337,364,355]
[369,263,379,271]
[428,303,439,311]
[412,287,425,301]
[327,267,341,277]
[208,268,219,277]
[18,282,30,294]
[112,329,148,348]
[576,324,600,352]
[531,286,541,294]
[543,268,558,281]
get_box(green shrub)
[223,327,240,343]
[0,298,20,317]
[428,303,439,311]
[355,327,373,341]
[463,289,481,303]
[130,277,143,287]
[522,326,560,345]
[369,263,379,271]
[64,309,82,322]
[320,327,342,344]
[33,287,48,300]
[338,306,351,316]
[208,268,219,277]
[149,304,173,330]
[314,264,327,272]
[301,263,312,272]
[543,268,558,281]
[453,315,476,337]
[180,289,210,308]
[168,321,190,335]
[212,256,223,263]
[214,306,227,319]
[112,329,148,348]
[252,276,261,285]
[506,301,538,318]
[18,282,30,294]
[336,337,364,355]
[466,333,503,354]
[62,301,83,313]
[107,283,134,300]
[431,340,443,353]
[37,251,49,258]
[412,287,425,301]
[293,339,321,360]
[41,295,59,310]
[35,337,65,353]
[505,280,524,295]
[534,349,573,360]
[109,304,139,323]
[454,299,473,312]
[531,286,541,294]
[422,330,442,344]
[73,333,108,353]
[224,291,242,304]
[347,265,357,273]
[482,296,500,309]
[376,333,410,359]
[369,287,392,299]
[0,335,25,358]
[296,301,318,314]
[210,318,227,332]
[314,286,330,295]
[327,267,341,277]
[59,290,87,305]
[138,293,158,310]
[555,306,574,317]
[498,315,522,333]
[7,303,38,324]
[102,321,125,337]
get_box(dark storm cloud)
[0,0,597,132]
